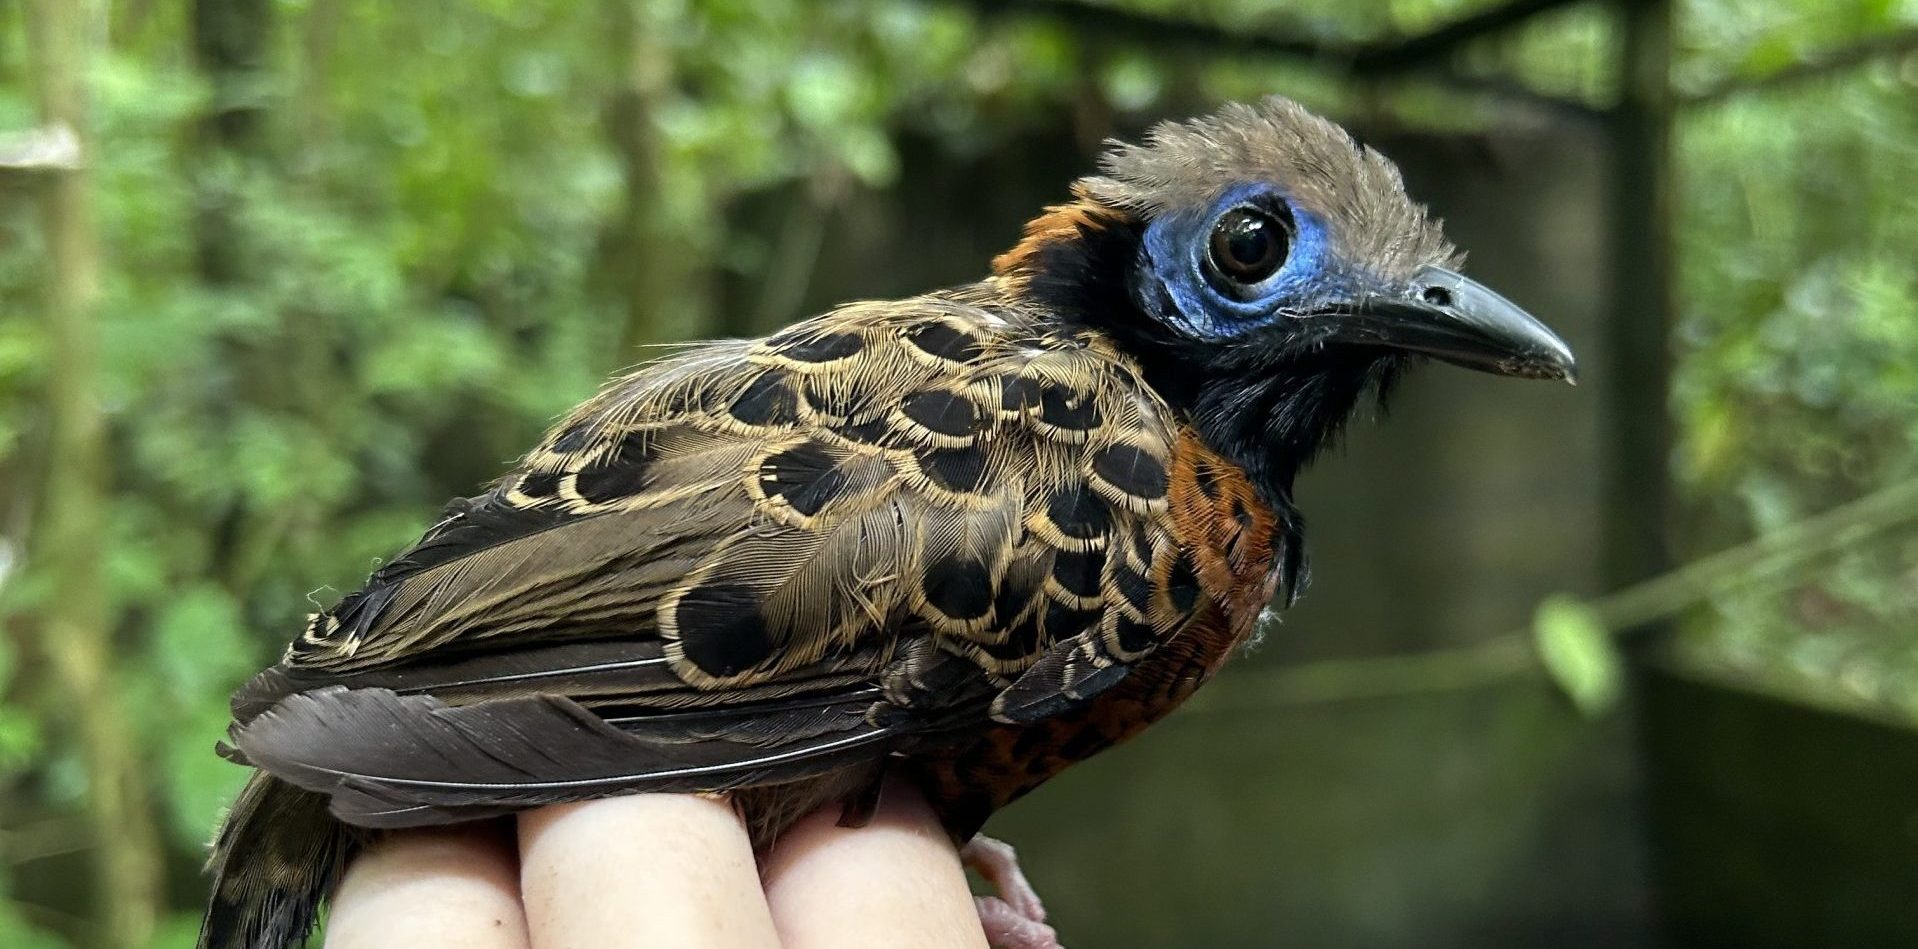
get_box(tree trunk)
[191,0,298,593]
[26,1,165,945]
[191,0,271,283]
[1602,0,1675,593]
[604,0,713,359]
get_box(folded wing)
[228,290,1205,825]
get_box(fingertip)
[326,823,528,949]
[763,779,988,949]
[518,794,780,949]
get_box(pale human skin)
[325,780,990,949]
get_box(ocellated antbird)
[201,97,1575,949]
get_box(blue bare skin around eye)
[1141,183,1359,341]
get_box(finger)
[517,794,780,949]
[762,779,988,949]
[326,823,529,949]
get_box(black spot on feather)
[1043,602,1098,639]
[924,556,993,621]
[673,581,775,678]
[759,441,850,518]
[1011,725,1053,761]
[803,377,874,420]
[1114,563,1153,613]
[771,330,863,363]
[902,390,985,438]
[905,322,984,363]
[1038,384,1102,431]
[980,612,1044,662]
[730,370,800,427]
[1193,464,1223,500]
[1231,498,1254,531]
[1045,483,1109,540]
[1052,549,1103,598]
[992,566,1042,625]
[1113,615,1157,654]
[573,435,660,504]
[1093,444,1168,501]
[1130,530,1153,566]
[920,446,988,494]
[1001,376,1045,412]
[834,417,900,447]
[1166,551,1202,613]
[516,471,562,500]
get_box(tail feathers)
[200,774,357,949]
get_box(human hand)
[324,780,991,948]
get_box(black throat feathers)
[1005,206,1404,515]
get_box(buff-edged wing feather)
[228,288,1204,826]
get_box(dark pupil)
[1210,209,1286,283]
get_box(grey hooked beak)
[1326,266,1578,383]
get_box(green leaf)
[152,585,253,696]
[159,698,251,849]
[149,911,208,949]
[0,705,42,777]
[0,623,34,775]
[1533,595,1623,717]
[0,901,67,949]
[361,312,507,399]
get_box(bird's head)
[995,96,1577,503]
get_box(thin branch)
[1411,69,1608,122]
[953,0,1603,123]
[1354,0,1595,74]
[950,2,1917,126]
[1594,478,1918,635]
[2,816,91,866]
[965,0,1339,64]
[1185,476,1918,710]
[1183,638,1534,714]
[1683,28,1918,106]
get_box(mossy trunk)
[27,1,165,944]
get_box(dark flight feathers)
[226,287,1203,828]
[234,687,899,827]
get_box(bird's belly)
[907,600,1249,841]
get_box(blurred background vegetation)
[0,0,1913,946]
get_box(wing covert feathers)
[236,282,1245,818]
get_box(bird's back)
[215,280,1275,848]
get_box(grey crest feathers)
[1076,96,1461,282]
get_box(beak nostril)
[1420,285,1453,308]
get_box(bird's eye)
[1205,206,1290,287]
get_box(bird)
[200,95,1575,949]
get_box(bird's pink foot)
[975,896,1062,949]
[963,835,1061,949]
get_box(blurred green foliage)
[1673,7,1918,715]
[0,0,1912,945]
